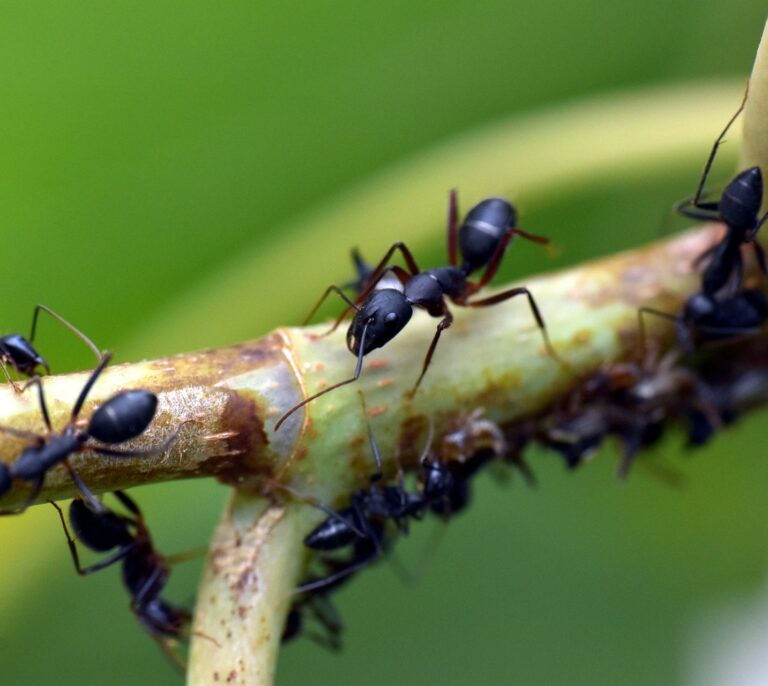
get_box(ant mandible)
[51,491,193,671]
[275,189,558,430]
[0,352,175,514]
[676,86,767,296]
[0,304,103,391]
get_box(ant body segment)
[276,190,557,430]
[676,89,767,296]
[0,304,103,391]
[51,492,192,670]
[0,353,174,514]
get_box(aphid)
[0,353,175,514]
[677,88,767,295]
[276,190,558,429]
[543,354,722,476]
[0,304,103,391]
[51,492,192,670]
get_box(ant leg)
[302,285,360,328]
[112,489,143,518]
[470,227,549,293]
[675,199,721,222]
[49,500,136,574]
[692,245,716,270]
[86,433,180,459]
[687,83,749,211]
[753,241,767,276]
[306,596,344,651]
[470,231,513,291]
[367,241,422,279]
[71,352,113,421]
[0,476,44,515]
[388,265,411,287]
[328,242,424,334]
[0,357,22,393]
[296,545,379,595]
[62,461,106,513]
[29,305,104,365]
[748,209,768,242]
[21,376,53,431]
[467,287,560,363]
[408,311,453,397]
[447,188,459,266]
[637,307,678,366]
[510,228,550,245]
[274,320,371,431]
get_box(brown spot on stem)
[366,404,388,417]
[571,329,592,346]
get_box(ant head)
[88,390,158,444]
[720,167,762,232]
[459,197,516,273]
[346,289,412,355]
[0,334,49,376]
[0,462,10,498]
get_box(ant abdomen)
[459,197,517,273]
[720,167,763,232]
[69,498,133,551]
[304,506,365,550]
[88,390,158,444]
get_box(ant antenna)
[275,321,371,431]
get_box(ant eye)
[384,312,398,323]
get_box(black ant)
[50,492,194,671]
[0,352,176,514]
[276,190,558,430]
[0,304,103,391]
[297,413,425,594]
[639,287,768,353]
[676,87,767,296]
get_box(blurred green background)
[1,2,767,685]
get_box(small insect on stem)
[0,304,104,392]
[676,83,767,297]
[50,492,196,672]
